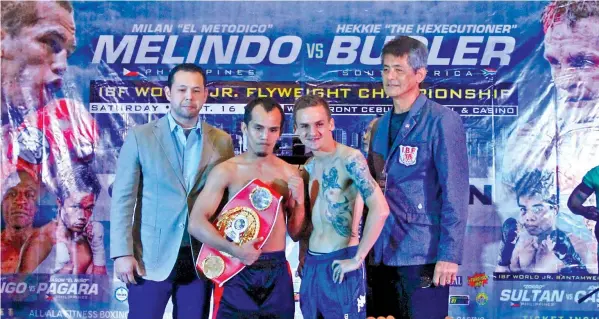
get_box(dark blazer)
[367,94,468,266]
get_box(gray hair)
[381,36,428,72]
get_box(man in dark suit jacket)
[367,36,469,319]
[110,64,234,319]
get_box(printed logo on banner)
[475,292,488,306]
[114,287,128,302]
[449,295,470,305]
[468,273,489,288]
[16,127,50,164]
[399,145,418,166]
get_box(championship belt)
[196,179,282,286]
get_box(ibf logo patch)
[399,145,418,166]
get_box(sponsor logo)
[468,273,489,288]
[114,287,128,302]
[475,292,488,305]
[451,276,463,287]
[449,295,469,305]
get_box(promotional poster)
[2,1,599,318]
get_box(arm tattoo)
[322,167,351,237]
[345,153,375,199]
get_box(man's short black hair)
[514,169,558,206]
[243,97,285,131]
[167,63,207,88]
[54,163,101,203]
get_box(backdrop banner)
[2,1,598,319]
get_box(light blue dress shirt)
[167,112,203,246]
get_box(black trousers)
[367,263,449,319]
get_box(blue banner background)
[3,1,599,319]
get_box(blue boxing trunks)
[300,246,366,319]
[215,251,294,319]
